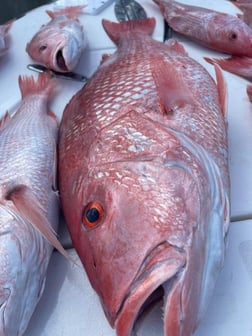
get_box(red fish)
[59,18,230,336]
[154,0,252,56]
[0,73,67,335]
[26,6,86,72]
[0,21,12,57]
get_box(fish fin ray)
[102,18,156,45]
[18,73,57,101]
[214,64,228,119]
[7,184,70,260]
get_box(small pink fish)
[26,6,86,72]
[154,0,252,56]
[0,21,12,57]
[59,17,229,336]
[0,73,68,335]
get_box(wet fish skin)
[154,0,252,56]
[0,22,12,57]
[26,6,86,73]
[59,18,229,336]
[0,73,63,335]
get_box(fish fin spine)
[46,5,85,19]
[0,111,11,129]
[18,73,57,101]
[102,18,156,45]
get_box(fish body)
[0,74,62,335]
[59,18,230,336]
[231,0,252,28]
[0,22,12,57]
[26,6,86,72]
[154,0,252,56]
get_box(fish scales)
[59,18,229,336]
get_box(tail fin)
[102,18,156,45]
[18,73,57,102]
[46,5,85,19]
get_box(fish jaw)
[0,204,52,335]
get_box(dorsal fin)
[6,184,70,261]
[46,5,85,19]
[102,18,156,45]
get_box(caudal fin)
[102,18,156,45]
[18,73,57,102]
[46,5,85,19]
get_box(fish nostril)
[56,49,68,71]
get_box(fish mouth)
[55,49,68,72]
[114,242,186,335]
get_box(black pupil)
[230,33,237,40]
[86,208,100,223]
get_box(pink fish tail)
[46,5,85,19]
[102,18,156,45]
[18,73,57,102]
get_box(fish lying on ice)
[0,73,68,335]
[205,55,252,101]
[153,0,252,56]
[26,6,86,73]
[59,17,230,336]
[0,22,12,57]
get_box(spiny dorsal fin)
[7,184,70,261]
[18,73,57,102]
[102,18,156,45]
[0,111,11,129]
[46,5,85,19]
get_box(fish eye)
[39,45,47,52]
[82,201,104,229]
[228,32,237,41]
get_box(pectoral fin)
[6,184,70,260]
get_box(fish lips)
[109,241,186,335]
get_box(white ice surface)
[1,0,252,335]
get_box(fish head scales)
[0,204,51,335]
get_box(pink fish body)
[26,6,86,72]
[0,22,12,57]
[0,74,67,335]
[59,18,230,336]
[154,0,252,56]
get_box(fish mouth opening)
[56,49,68,72]
[114,242,186,335]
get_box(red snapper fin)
[0,111,11,129]
[151,57,192,115]
[7,184,70,261]
[18,73,57,102]
[214,64,227,119]
[102,18,156,45]
[46,5,85,19]
[247,84,252,102]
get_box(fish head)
[209,15,252,56]
[26,26,84,72]
[0,203,49,335]
[60,121,224,335]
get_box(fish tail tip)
[18,73,57,100]
[102,17,156,44]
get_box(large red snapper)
[154,0,252,56]
[0,73,67,335]
[59,18,230,336]
[26,6,86,72]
